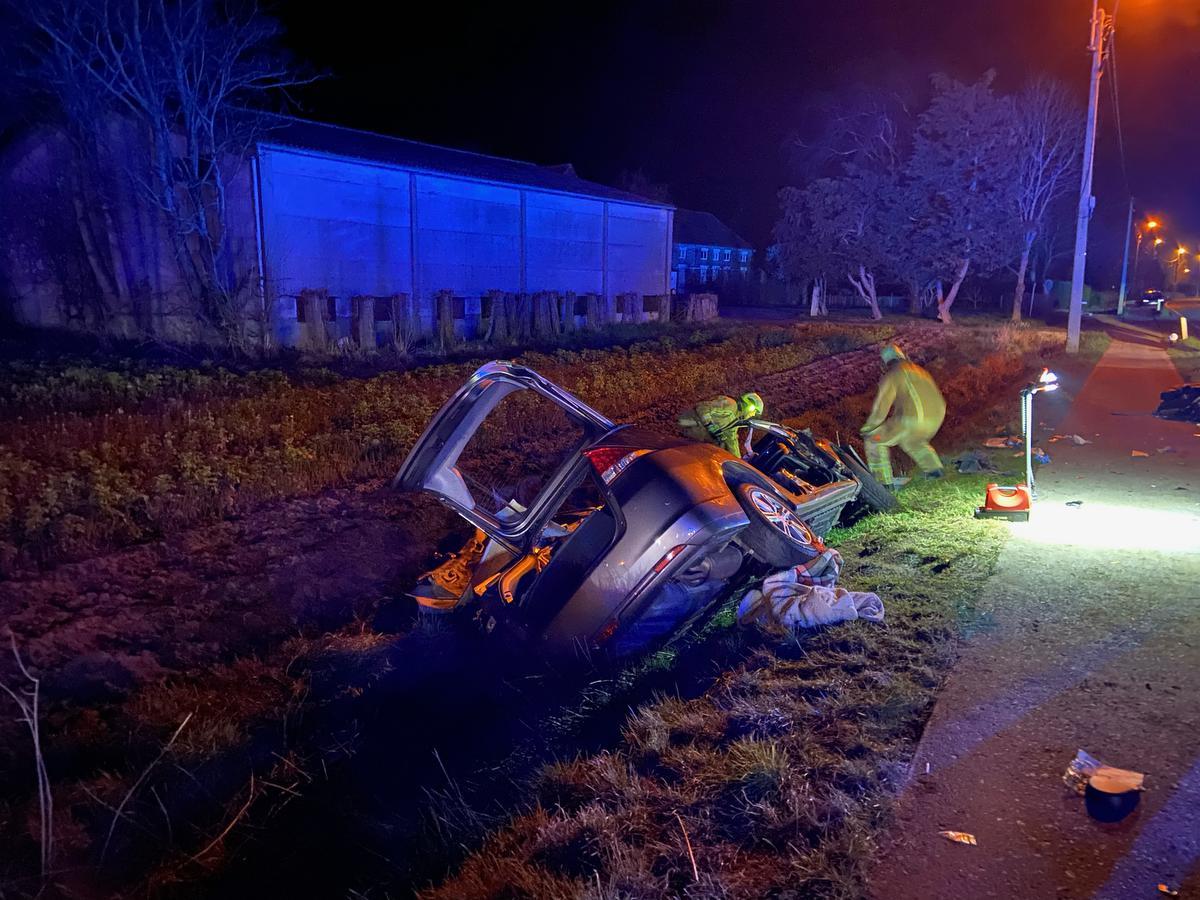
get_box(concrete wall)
[257,145,671,345]
[1,129,670,351]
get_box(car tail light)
[652,544,688,573]
[594,617,620,646]
[584,447,650,484]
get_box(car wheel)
[734,482,822,568]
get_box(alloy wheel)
[748,488,813,547]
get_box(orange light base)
[974,483,1032,521]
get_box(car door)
[394,361,615,553]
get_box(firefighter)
[678,392,764,458]
[861,343,945,485]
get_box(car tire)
[836,444,898,513]
[734,482,822,568]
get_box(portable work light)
[1021,368,1058,497]
[976,368,1058,521]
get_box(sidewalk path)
[871,328,1200,899]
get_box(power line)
[1106,24,1130,195]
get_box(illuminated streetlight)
[1155,237,1165,246]
[1146,219,1160,229]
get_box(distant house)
[1,115,675,348]
[671,209,752,293]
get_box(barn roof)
[673,209,752,249]
[257,115,672,209]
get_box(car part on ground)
[396,361,882,661]
[1155,383,1200,422]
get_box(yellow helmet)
[881,343,907,364]
[739,392,764,419]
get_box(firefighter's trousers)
[864,420,943,484]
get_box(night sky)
[278,0,1200,283]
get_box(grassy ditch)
[424,476,1008,899]
[0,322,1078,896]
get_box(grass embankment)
[427,477,1007,899]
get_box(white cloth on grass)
[737,568,884,630]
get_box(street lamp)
[1128,217,1163,311]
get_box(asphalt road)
[871,322,1200,899]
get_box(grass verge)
[424,475,1008,899]
[1167,334,1200,382]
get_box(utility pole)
[1066,0,1109,353]
[1116,197,1134,316]
[1131,228,1144,303]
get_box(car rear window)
[455,388,590,518]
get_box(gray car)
[396,361,862,659]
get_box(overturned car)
[395,361,892,660]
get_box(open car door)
[394,361,615,554]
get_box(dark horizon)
[277,0,1200,284]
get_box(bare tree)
[906,72,1017,324]
[22,0,312,349]
[1008,79,1081,321]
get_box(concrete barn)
[0,116,676,348]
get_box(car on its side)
[395,361,880,660]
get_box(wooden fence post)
[351,295,376,350]
[298,288,329,352]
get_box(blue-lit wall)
[257,146,671,344]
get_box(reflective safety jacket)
[862,360,946,435]
[692,395,744,456]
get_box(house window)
[678,246,687,260]
[740,266,749,276]
[712,248,721,261]
[723,249,731,261]
[700,265,709,282]
[700,248,708,261]
[740,250,751,263]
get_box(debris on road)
[1155,384,1200,422]
[1032,448,1051,464]
[984,436,1022,449]
[1049,433,1092,445]
[1066,500,1084,508]
[938,831,978,846]
[954,450,995,473]
[1066,749,1145,823]
[1158,884,1179,897]
[1063,749,1145,796]
[1131,450,1150,458]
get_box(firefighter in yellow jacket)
[861,344,945,485]
[678,392,764,458]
